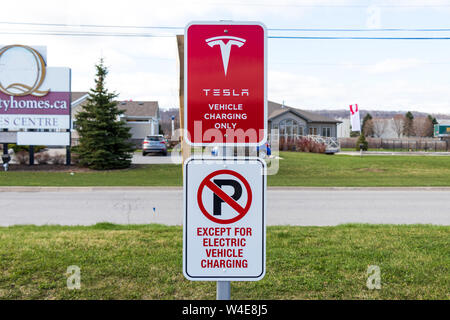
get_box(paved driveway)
[132,153,177,164]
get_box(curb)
[2,186,450,192]
[0,186,183,192]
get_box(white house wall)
[127,122,153,140]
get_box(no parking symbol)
[184,158,266,281]
[197,170,253,224]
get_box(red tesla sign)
[184,21,267,146]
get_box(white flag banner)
[349,104,361,132]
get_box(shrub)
[52,154,66,165]
[15,151,29,164]
[311,141,326,153]
[296,137,326,154]
[71,152,80,165]
[10,144,46,153]
[356,134,369,151]
[35,152,51,164]
[296,137,312,152]
[279,136,296,151]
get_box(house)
[115,100,160,146]
[268,101,341,139]
[71,92,160,146]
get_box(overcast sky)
[1,0,450,113]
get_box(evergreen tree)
[75,59,134,170]
[428,114,438,126]
[356,133,369,151]
[403,111,415,136]
[350,129,359,138]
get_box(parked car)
[142,135,167,156]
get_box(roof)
[71,92,159,119]
[268,101,341,123]
[117,101,159,118]
[437,119,450,126]
[71,92,89,103]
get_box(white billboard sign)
[183,157,266,281]
[0,115,70,130]
[17,132,70,146]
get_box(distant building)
[71,92,160,146]
[336,117,402,139]
[268,101,341,139]
[337,118,351,138]
[437,119,450,126]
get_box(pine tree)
[356,133,368,151]
[428,115,438,126]
[75,59,134,170]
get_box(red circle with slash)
[197,169,252,224]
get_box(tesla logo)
[205,36,246,76]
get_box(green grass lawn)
[2,152,450,186]
[340,148,445,152]
[0,164,181,187]
[0,224,448,300]
[268,152,450,186]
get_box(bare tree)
[362,113,374,137]
[372,118,388,138]
[363,119,374,137]
[414,117,433,137]
[391,115,404,138]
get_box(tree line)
[351,112,437,138]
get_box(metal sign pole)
[217,281,231,300]
[217,145,231,300]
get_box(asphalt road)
[0,187,449,226]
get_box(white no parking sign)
[183,157,266,281]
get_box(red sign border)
[184,20,267,147]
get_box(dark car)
[142,135,167,156]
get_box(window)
[279,121,286,135]
[309,127,318,135]
[285,119,292,136]
[278,119,304,137]
[322,127,331,137]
